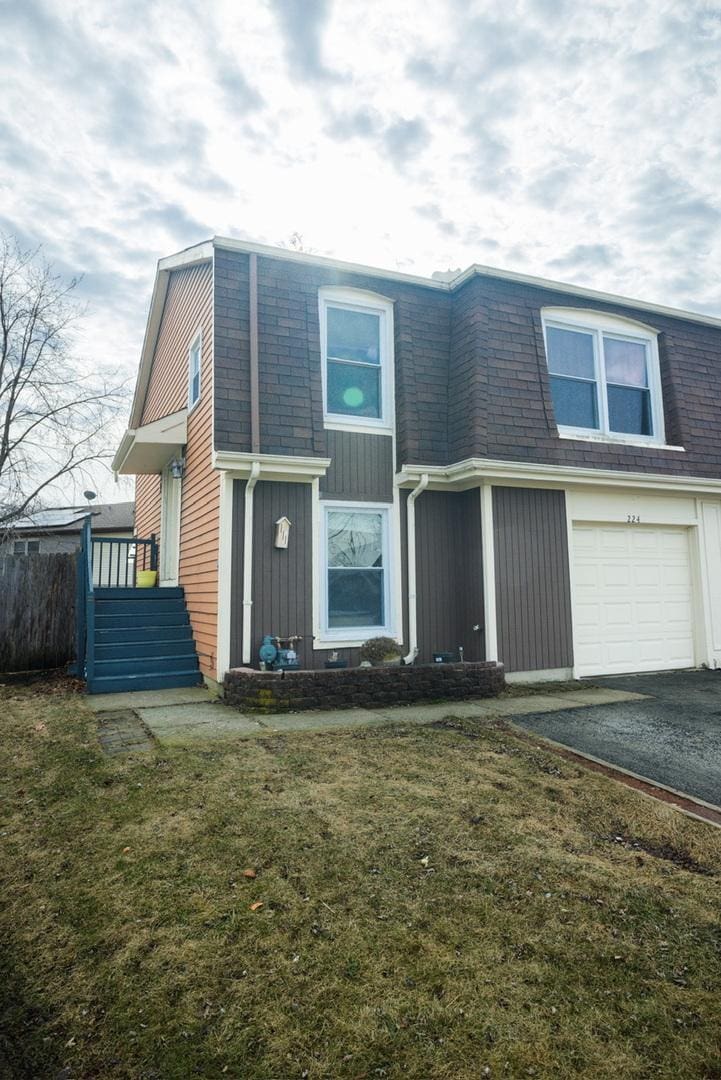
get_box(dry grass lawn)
[1,681,721,1079]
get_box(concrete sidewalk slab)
[86,687,213,712]
[130,685,645,744]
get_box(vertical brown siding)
[249,481,313,668]
[230,479,408,670]
[415,489,484,662]
[321,431,394,502]
[136,260,219,680]
[493,487,573,672]
[229,479,245,668]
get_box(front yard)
[2,682,720,1079]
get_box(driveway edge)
[508,722,721,829]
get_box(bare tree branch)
[0,234,129,535]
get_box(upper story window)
[319,288,394,433]
[542,308,665,445]
[188,331,201,410]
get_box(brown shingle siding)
[212,249,721,480]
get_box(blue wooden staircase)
[88,586,202,693]
[75,517,202,694]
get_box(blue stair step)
[87,670,203,694]
[95,598,187,615]
[95,624,192,645]
[94,639,196,661]
[95,612,190,629]
[93,654,200,677]
[94,587,184,600]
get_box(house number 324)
[627,514,641,524]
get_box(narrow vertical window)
[188,333,201,409]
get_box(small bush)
[359,636,402,664]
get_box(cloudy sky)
[3,0,721,499]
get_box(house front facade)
[113,238,721,688]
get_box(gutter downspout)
[403,472,429,665]
[241,460,261,665]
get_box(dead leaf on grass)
[249,901,264,911]
[242,868,257,879]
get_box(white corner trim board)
[216,471,234,681]
[241,461,261,666]
[402,472,429,665]
[479,483,498,663]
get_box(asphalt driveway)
[514,669,721,807]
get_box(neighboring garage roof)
[12,502,135,534]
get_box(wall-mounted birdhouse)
[274,516,291,549]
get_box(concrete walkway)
[87,684,646,745]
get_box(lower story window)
[322,503,392,638]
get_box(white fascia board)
[213,450,331,482]
[452,263,721,331]
[212,236,447,293]
[397,457,721,496]
[213,238,721,328]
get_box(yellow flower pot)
[136,570,158,588]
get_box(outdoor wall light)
[169,456,185,480]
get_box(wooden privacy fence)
[0,553,76,673]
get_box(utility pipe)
[402,472,429,665]
[241,460,261,665]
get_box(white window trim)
[317,499,396,645]
[188,328,202,412]
[319,287,394,435]
[541,307,667,447]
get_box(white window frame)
[188,329,202,412]
[319,287,394,434]
[541,308,666,447]
[318,500,395,643]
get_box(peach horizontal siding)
[135,474,161,545]
[137,260,220,681]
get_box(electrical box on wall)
[274,516,291,549]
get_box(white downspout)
[241,461,261,665]
[403,472,429,665]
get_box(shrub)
[359,636,402,664]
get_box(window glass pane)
[191,369,200,403]
[604,337,647,387]
[327,307,380,364]
[550,376,599,429]
[27,540,40,553]
[546,326,595,379]
[327,359,381,418]
[13,541,24,555]
[327,511,383,568]
[607,385,653,436]
[328,568,384,627]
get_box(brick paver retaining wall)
[224,661,505,713]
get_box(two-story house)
[112,237,721,691]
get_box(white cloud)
[2,0,721,500]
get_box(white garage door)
[572,524,696,677]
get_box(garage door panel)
[572,524,695,677]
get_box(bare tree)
[0,234,127,533]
